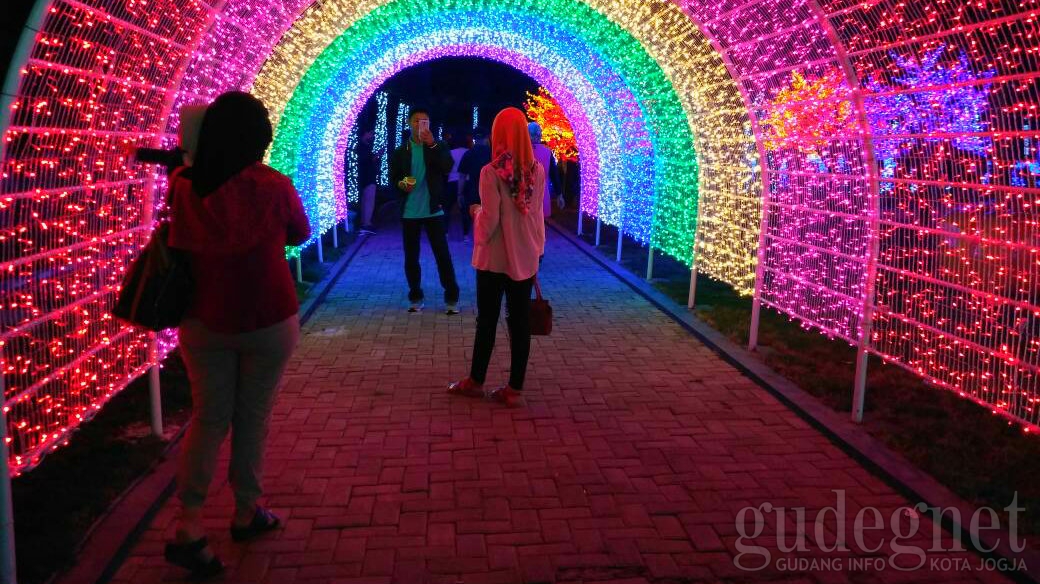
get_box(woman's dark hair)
[189,91,273,196]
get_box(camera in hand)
[134,147,185,172]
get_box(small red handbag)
[530,276,552,336]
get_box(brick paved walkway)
[112,228,1006,584]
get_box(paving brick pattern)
[112,230,1008,583]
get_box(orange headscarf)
[490,107,537,214]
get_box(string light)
[0,0,215,471]
[262,22,629,244]
[857,38,1036,419]
[760,70,856,155]
[261,3,700,252]
[3,0,1039,474]
[251,0,757,269]
[394,101,409,149]
[472,105,479,130]
[375,91,389,187]
[345,125,359,206]
[323,42,615,236]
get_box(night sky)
[371,57,540,138]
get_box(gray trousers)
[176,315,300,512]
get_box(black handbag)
[530,276,552,336]
[112,173,193,331]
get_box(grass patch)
[558,210,1040,543]
[295,225,355,302]
[13,354,192,584]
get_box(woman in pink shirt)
[448,108,546,407]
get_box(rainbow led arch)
[265,8,685,252]
[323,45,614,229]
[2,0,1038,472]
[267,32,630,240]
[252,0,756,273]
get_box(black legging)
[470,270,534,390]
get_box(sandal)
[164,536,224,580]
[230,506,281,542]
[447,377,484,398]
[488,385,523,408]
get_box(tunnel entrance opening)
[342,57,576,231]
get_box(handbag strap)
[533,275,543,300]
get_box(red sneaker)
[447,377,484,398]
[488,386,523,408]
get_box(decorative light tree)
[524,87,579,163]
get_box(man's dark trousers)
[402,217,460,304]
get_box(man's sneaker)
[408,302,424,313]
[445,303,459,315]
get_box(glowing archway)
[250,0,758,283]
[265,9,689,255]
[323,45,617,234]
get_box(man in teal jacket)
[390,109,460,314]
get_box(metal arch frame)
[258,2,688,257]
[315,37,626,248]
[666,2,773,321]
[671,0,882,426]
[0,2,63,579]
[662,1,771,311]
[805,0,882,423]
[0,0,53,148]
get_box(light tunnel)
[1,0,1038,472]
[268,8,695,253]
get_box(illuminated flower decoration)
[760,69,855,154]
[524,87,579,163]
[865,44,993,161]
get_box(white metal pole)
[812,6,881,424]
[316,235,324,263]
[748,202,768,352]
[0,345,17,584]
[687,264,698,309]
[646,246,654,280]
[575,164,584,237]
[332,224,339,248]
[594,218,601,247]
[748,269,765,350]
[344,218,351,234]
[148,337,163,438]
[848,93,881,423]
[295,257,303,283]
[852,344,870,422]
[615,226,623,263]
